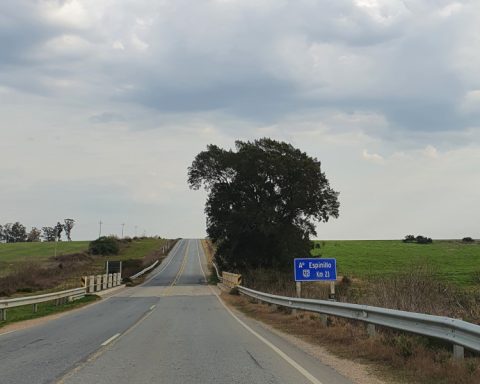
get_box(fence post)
[88,275,95,293]
[107,274,112,288]
[96,275,102,292]
[102,274,108,290]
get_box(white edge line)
[149,305,156,310]
[101,333,121,346]
[215,294,324,384]
[143,240,182,284]
[196,240,208,282]
[0,329,18,338]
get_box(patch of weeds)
[0,295,99,328]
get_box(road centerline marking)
[162,241,190,296]
[196,240,207,282]
[101,333,121,346]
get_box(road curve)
[0,239,353,384]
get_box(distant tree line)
[403,234,433,244]
[0,219,75,243]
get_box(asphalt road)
[0,239,354,384]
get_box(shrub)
[403,235,432,244]
[416,235,432,244]
[403,234,415,243]
[88,236,120,256]
[462,237,474,243]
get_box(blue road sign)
[294,258,337,281]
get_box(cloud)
[1,0,479,239]
[362,149,384,162]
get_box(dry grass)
[242,265,480,324]
[0,239,179,297]
[223,293,480,384]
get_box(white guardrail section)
[83,273,122,293]
[130,260,159,279]
[0,287,86,321]
[237,285,480,355]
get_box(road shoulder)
[220,291,390,384]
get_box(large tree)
[42,226,56,242]
[188,138,340,270]
[3,222,28,243]
[63,219,75,241]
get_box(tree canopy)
[188,138,340,270]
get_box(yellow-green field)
[311,240,480,288]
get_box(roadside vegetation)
[229,240,480,384]
[224,293,480,384]
[0,237,175,297]
[0,295,99,329]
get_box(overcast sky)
[1,0,479,240]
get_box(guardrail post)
[107,274,113,288]
[293,282,301,315]
[320,314,328,326]
[453,345,464,360]
[102,274,108,290]
[33,303,38,313]
[1,309,6,321]
[367,323,376,338]
[96,275,102,292]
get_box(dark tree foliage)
[4,222,27,243]
[42,227,56,242]
[188,138,340,271]
[403,234,432,244]
[27,227,41,242]
[403,234,415,243]
[54,222,64,241]
[89,236,120,256]
[63,219,75,241]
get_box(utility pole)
[98,220,103,238]
[121,223,125,238]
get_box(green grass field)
[0,241,89,277]
[0,238,167,277]
[311,240,480,288]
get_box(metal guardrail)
[237,285,480,355]
[130,260,159,279]
[212,262,222,281]
[0,287,86,321]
